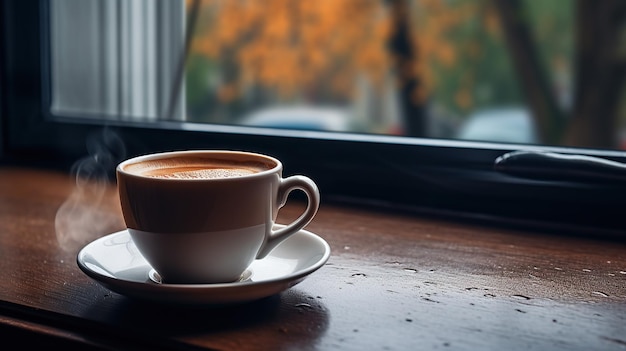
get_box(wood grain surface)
[0,166,624,350]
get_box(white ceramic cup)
[116,150,320,284]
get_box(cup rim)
[116,150,282,181]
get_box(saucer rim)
[76,227,330,304]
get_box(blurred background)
[49,0,626,150]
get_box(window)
[2,0,625,236]
[49,0,185,121]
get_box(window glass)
[48,0,626,150]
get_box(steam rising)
[55,128,127,252]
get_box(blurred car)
[239,106,352,132]
[456,107,538,144]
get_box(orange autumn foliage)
[190,0,484,106]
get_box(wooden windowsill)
[0,166,624,350]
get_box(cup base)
[148,269,253,285]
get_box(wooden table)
[0,166,625,350]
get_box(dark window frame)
[2,0,625,237]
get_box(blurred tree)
[188,0,482,135]
[493,0,626,148]
[387,0,426,136]
[187,0,625,147]
[191,0,392,102]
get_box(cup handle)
[256,175,320,259]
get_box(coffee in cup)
[128,156,269,179]
[116,150,320,284]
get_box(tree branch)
[491,0,565,144]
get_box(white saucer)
[77,227,330,305]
